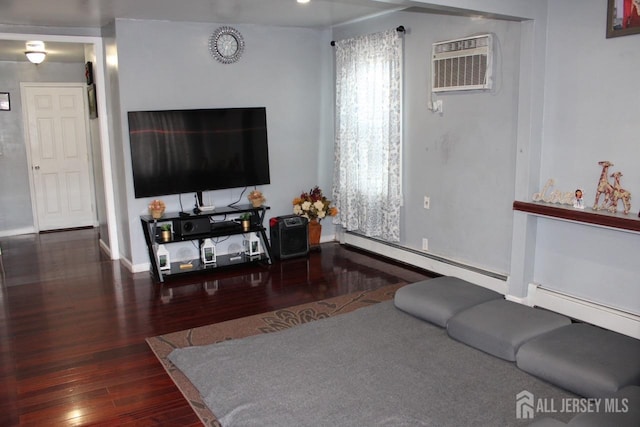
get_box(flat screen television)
[128,107,270,198]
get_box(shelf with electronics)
[141,204,272,283]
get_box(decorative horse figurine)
[593,161,614,210]
[608,171,632,214]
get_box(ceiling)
[0,0,414,63]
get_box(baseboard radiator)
[341,232,640,339]
[527,284,640,339]
[341,231,508,295]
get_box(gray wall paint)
[85,44,109,248]
[335,1,639,315]
[532,0,639,314]
[410,0,541,19]
[102,21,130,262]
[112,19,332,265]
[333,11,522,274]
[0,61,84,234]
[1,0,636,317]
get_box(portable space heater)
[269,215,309,260]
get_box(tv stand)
[140,204,272,283]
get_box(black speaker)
[270,215,309,260]
[175,217,210,237]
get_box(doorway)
[0,32,119,259]
[22,83,97,231]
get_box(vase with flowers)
[292,186,338,248]
[247,190,266,208]
[148,199,166,219]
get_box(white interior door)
[23,84,96,231]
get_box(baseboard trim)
[0,227,36,238]
[98,238,112,258]
[320,234,336,244]
[527,283,640,339]
[505,294,528,304]
[122,257,143,273]
[341,232,508,295]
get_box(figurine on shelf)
[148,199,166,219]
[593,161,615,210]
[608,172,632,215]
[573,189,585,209]
[247,190,266,208]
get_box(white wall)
[531,0,640,314]
[541,1,638,195]
[100,22,130,263]
[84,44,109,249]
[333,11,522,275]
[2,0,636,321]
[337,1,639,320]
[409,0,542,20]
[112,19,333,267]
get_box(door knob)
[34,165,40,170]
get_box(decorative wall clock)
[209,26,244,64]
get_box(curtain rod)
[330,26,405,46]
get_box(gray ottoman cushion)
[517,323,640,398]
[447,299,571,361]
[567,385,640,426]
[393,276,502,327]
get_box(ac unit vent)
[432,34,493,92]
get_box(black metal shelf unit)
[140,204,272,282]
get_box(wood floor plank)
[0,228,432,425]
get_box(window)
[332,29,403,241]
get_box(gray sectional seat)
[393,276,502,327]
[516,323,640,398]
[565,385,640,426]
[394,276,640,427]
[447,299,571,361]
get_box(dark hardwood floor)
[0,228,432,426]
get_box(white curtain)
[332,29,403,242]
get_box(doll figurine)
[573,189,585,209]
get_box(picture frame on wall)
[0,92,10,111]
[87,84,98,119]
[607,0,640,38]
[85,61,94,85]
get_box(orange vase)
[308,218,322,249]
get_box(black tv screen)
[128,107,270,198]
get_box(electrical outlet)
[422,238,429,251]
[423,196,430,209]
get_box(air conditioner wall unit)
[431,33,493,93]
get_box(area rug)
[148,281,577,426]
[146,282,407,426]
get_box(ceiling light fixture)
[297,0,310,4]
[25,51,47,64]
[25,41,47,64]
